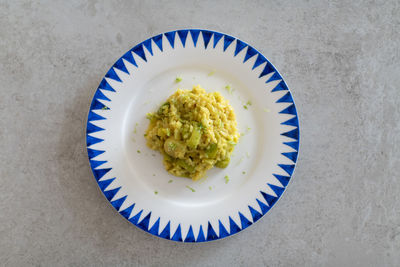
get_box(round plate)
[86,29,300,242]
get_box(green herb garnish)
[154,191,158,195]
[168,180,173,183]
[137,150,141,153]
[186,185,196,192]
[224,175,229,184]
[175,77,182,83]
[225,85,233,94]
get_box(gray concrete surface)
[1,0,399,266]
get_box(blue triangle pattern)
[282,152,298,163]
[111,195,127,211]
[98,177,115,191]
[244,45,257,63]
[87,148,105,159]
[120,204,134,219]
[276,92,293,103]
[99,78,116,92]
[93,168,111,181]
[189,30,200,47]
[159,221,171,239]
[142,39,153,56]
[129,209,143,225]
[122,50,137,67]
[268,183,285,198]
[218,220,229,238]
[164,31,176,49]
[171,224,182,242]
[273,173,291,187]
[229,216,241,234]
[103,186,121,201]
[132,44,147,62]
[259,62,275,78]
[88,111,106,121]
[196,225,205,242]
[105,67,122,82]
[149,217,160,235]
[207,222,218,241]
[281,116,299,127]
[261,190,278,207]
[184,226,195,242]
[234,39,247,56]
[213,32,223,48]
[281,128,299,140]
[202,30,212,49]
[86,122,105,134]
[248,205,263,222]
[239,212,252,230]
[271,81,289,92]
[177,30,189,47]
[90,160,107,169]
[152,34,163,52]
[278,164,295,176]
[279,104,297,115]
[137,212,151,231]
[94,88,111,101]
[266,72,282,83]
[256,198,270,214]
[223,35,235,51]
[253,54,267,70]
[86,135,104,147]
[113,57,129,74]
[284,141,299,151]
[90,99,107,111]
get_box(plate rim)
[86,28,300,242]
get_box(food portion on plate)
[145,85,240,180]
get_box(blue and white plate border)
[86,29,300,242]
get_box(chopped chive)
[137,150,141,153]
[242,171,246,174]
[224,175,229,184]
[208,186,212,190]
[175,77,182,83]
[102,106,108,110]
[153,174,156,176]
[225,85,233,94]
[168,179,173,183]
[208,69,216,76]
[246,100,252,106]
[186,185,196,192]
[154,191,158,195]
[243,105,248,109]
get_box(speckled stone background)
[1,0,399,266]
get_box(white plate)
[86,29,299,242]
